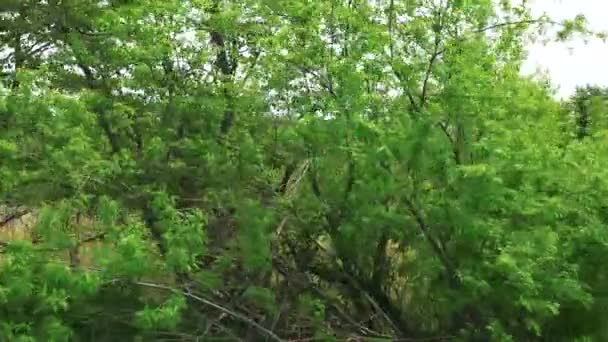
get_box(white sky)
[523,0,608,98]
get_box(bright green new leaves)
[135,293,187,331]
[151,193,207,273]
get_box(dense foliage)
[1,0,608,341]
[564,85,608,139]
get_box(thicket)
[1,1,608,341]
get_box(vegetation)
[1,0,608,341]
[565,85,608,139]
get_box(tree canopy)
[1,0,608,341]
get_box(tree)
[565,85,608,139]
[1,0,608,341]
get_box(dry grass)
[1,207,106,269]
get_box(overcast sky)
[522,0,608,98]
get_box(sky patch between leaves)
[523,0,608,98]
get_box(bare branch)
[437,121,461,163]
[78,232,106,245]
[474,19,545,34]
[23,41,54,58]
[420,1,446,108]
[0,208,30,228]
[295,64,337,98]
[420,41,441,108]
[393,69,420,112]
[133,281,285,342]
[403,198,458,288]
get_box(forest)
[2,0,608,341]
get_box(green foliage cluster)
[564,85,608,139]
[1,0,608,341]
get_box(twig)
[474,19,545,34]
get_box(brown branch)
[133,281,285,342]
[76,63,121,154]
[437,121,453,145]
[371,231,389,288]
[24,41,54,57]
[436,19,547,57]
[387,0,395,57]
[420,1,447,108]
[275,250,398,340]
[392,69,420,112]
[474,19,545,34]
[0,208,30,227]
[75,28,112,37]
[403,198,458,288]
[240,47,262,85]
[420,38,441,108]
[277,163,296,195]
[343,156,356,202]
[385,0,418,112]
[386,0,415,112]
[295,65,337,98]
[437,121,460,163]
[309,167,322,200]
[78,232,106,245]
[356,335,456,341]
